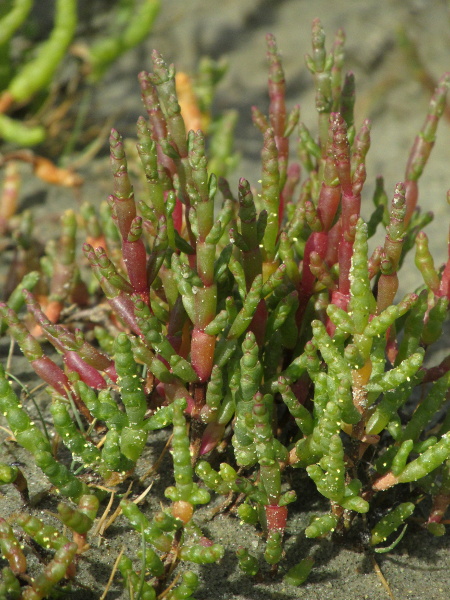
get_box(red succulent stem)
[324,219,341,266]
[107,287,143,336]
[108,193,135,239]
[109,129,151,306]
[172,193,183,233]
[331,113,361,302]
[337,233,355,298]
[316,146,341,232]
[404,179,418,226]
[190,285,217,382]
[376,272,399,314]
[199,422,226,455]
[296,231,328,328]
[122,236,149,304]
[166,296,188,356]
[31,355,71,397]
[164,381,195,414]
[332,113,359,216]
[265,504,288,534]
[191,328,216,383]
[23,290,117,387]
[249,299,268,349]
[63,352,107,390]
[83,244,143,335]
[29,355,94,423]
[0,304,71,399]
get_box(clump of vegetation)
[1,17,450,598]
[0,0,160,146]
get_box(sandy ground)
[2,1,450,598]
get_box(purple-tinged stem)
[0,304,69,396]
[23,291,111,388]
[316,138,340,232]
[83,244,142,335]
[332,113,360,303]
[109,130,150,305]
[0,305,94,422]
[63,352,107,390]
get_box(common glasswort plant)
[1,18,450,598]
[0,0,160,146]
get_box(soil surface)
[2,1,450,599]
